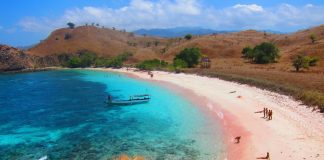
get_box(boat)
[106,94,150,105]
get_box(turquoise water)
[0,70,225,159]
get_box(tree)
[106,52,133,68]
[67,56,81,68]
[292,54,319,72]
[79,51,97,67]
[67,22,75,29]
[292,54,309,72]
[136,59,168,70]
[241,46,253,59]
[184,34,192,40]
[173,59,188,68]
[174,47,201,68]
[310,33,317,44]
[309,57,319,66]
[252,42,280,64]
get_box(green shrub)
[173,59,188,68]
[184,34,192,40]
[174,47,201,68]
[253,42,280,64]
[94,58,109,67]
[292,54,319,71]
[309,57,319,66]
[241,46,254,59]
[310,33,317,44]
[106,51,133,68]
[242,42,280,64]
[67,22,75,29]
[67,56,81,68]
[79,51,97,67]
[136,59,168,70]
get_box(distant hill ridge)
[133,27,286,38]
[134,27,231,37]
[0,24,323,72]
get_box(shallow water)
[0,70,225,159]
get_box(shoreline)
[91,68,324,160]
[0,67,62,74]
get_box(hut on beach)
[201,57,211,68]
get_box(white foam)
[38,155,47,160]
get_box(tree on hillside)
[79,51,97,67]
[310,33,317,44]
[174,47,201,68]
[67,22,75,29]
[242,42,280,64]
[292,54,319,72]
[173,58,188,69]
[292,54,309,72]
[184,34,192,40]
[67,56,81,68]
[252,42,280,64]
[241,46,254,60]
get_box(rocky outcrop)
[0,45,32,72]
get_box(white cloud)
[18,0,324,33]
[233,4,264,13]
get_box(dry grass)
[185,68,324,112]
[27,24,324,112]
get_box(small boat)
[106,94,150,105]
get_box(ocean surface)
[0,70,225,160]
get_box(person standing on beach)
[265,108,268,118]
[263,108,266,118]
[269,110,273,120]
[268,110,271,120]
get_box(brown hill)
[28,26,168,63]
[28,25,324,71]
[0,45,32,71]
[3,24,324,109]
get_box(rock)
[0,44,32,71]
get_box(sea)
[0,70,225,160]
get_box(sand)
[91,68,324,160]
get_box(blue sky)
[1,0,324,46]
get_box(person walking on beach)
[266,152,270,160]
[263,108,266,118]
[265,108,268,118]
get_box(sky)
[1,0,324,46]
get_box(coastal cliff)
[0,45,32,72]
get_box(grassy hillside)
[28,26,168,63]
[27,24,324,111]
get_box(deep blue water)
[0,70,224,160]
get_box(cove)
[0,70,225,159]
